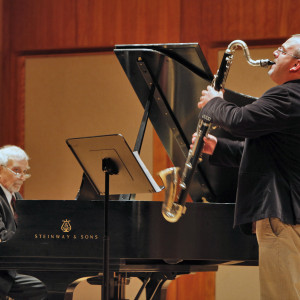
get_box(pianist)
[0,145,47,299]
[196,35,300,300]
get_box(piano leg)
[134,273,152,299]
[145,277,168,300]
[135,273,177,300]
[159,280,172,300]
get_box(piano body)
[0,44,258,299]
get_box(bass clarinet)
[159,40,274,223]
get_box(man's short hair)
[0,145,29,166]
[291,34,300,58]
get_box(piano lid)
[114,43,254,203]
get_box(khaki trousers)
[256,218,300,300]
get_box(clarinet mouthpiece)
[259,59,275,67]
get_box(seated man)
[0,145,47,300]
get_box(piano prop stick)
[66,134,161,299]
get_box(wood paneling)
[8,0,181,51]
[9,0,77,51]
[2,0,299,144]
[180,0,298,44]
[0,0,183,145]
[180,0,299,72]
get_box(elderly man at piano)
[0,145,47,299]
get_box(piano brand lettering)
[34,234,74,239]
[33,218,99,240]
[80,234,99,240]
[34,234,99,240]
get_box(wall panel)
[9,0,77,51]
[2,0,300,145]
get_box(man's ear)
[290,60,300,72]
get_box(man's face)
[0,159,30,193]
[268,37,300,84]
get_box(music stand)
[66,134,161,300]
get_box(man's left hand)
[198,85,223,109]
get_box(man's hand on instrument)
[198,86,224,109]
[191,133,217,155]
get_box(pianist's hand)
[191,133,217,155]
[198,86,223,109]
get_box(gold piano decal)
[34,218,99,240]
[61,219,71,233]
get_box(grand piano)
[0,44,258,300]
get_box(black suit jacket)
[0,187,22,294]
[202,80,300,227]
[0,187,20,242]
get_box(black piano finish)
[0,200,258,297]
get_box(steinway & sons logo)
[34,219,99,241]
[61,219,71,232]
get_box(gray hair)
[291,34,300,58]
[0,145,29,166]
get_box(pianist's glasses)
[2,165,31,179]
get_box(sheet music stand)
[66,134,161,300]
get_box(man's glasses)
[276,47,300,59]
[2,165,31,179]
